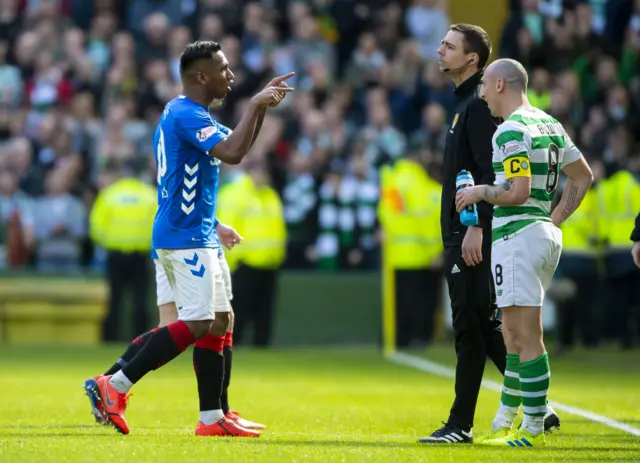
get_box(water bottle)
[456,170,479,227]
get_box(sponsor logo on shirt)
[196,126,217,142]
[502,140,525,156]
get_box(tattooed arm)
[481,176,531,206]
[456,177,531,212]
[551,156,594,226]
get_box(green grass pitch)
[1,344,639,462]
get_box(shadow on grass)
[0,425,98,430]
[3,426,639,453]
[210,437,639,453]
[0,424,119,438]
[1,431,114,438]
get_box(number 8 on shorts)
[491,223,562,308]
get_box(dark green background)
[0,271,382,346]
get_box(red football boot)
[195,418,260,437]
[95,375,131,435]
[225,409,267,430]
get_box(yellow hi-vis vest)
[597,170,640,250]
[560,187,598,255]
[378,159,442,269]
[217,174,286,271]
[89,178,157,253]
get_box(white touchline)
[388,352,640,437]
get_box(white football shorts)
[491,221,563,308]
[154,248,233,321]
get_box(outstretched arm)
[249,73,293,148]
[250,107,267,147]
[211,72,295,164]
[210,101,264,165]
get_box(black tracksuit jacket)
[440,71,501,247]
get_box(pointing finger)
[272,72,295,84]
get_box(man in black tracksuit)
[418,24,559,444]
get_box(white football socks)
[110,371,133,394]
[200,410,225,425]
[492,403,519,431]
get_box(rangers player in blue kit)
[87,40,293,437]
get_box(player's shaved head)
[485,58,528,93]
[481,58,531,118]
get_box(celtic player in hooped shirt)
[89,40,294,437]
[456,58,593,447]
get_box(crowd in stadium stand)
[0,0,639,275]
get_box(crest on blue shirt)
[196,126,217,142]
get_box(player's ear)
[196,71,207,86]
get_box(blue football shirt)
[152,96,231,250]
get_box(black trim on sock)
[121,327,182,384]
[104,358,126,376]
[193,347,224,412]
[104,330,156,375]
[221,345,232,413]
